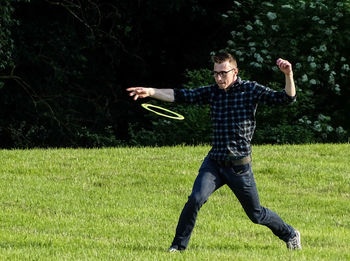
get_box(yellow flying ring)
[141,103,184,120]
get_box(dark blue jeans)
[171,156,295,249]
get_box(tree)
[0,0,234,147]
[222,0,350,142]
[0,0,15,71]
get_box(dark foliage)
[0,0,349,147]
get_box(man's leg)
[170,157,224,250]
[223,163,295,242]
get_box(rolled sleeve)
[284,90,297,103]
[174,88,186,103]
[254,83,296,105]
[173,86,213,104]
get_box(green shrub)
[0,0,15,70]
[128,69,213,146]
[221,0,349,143]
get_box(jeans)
[171,156,295,249]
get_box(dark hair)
[211,52,237,68]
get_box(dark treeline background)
[0,0,349,148]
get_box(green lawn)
[0,144,349,260]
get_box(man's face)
[213,61,238,89]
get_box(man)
[126,52,301,251]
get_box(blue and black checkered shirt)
[174,77,296,160]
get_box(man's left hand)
[276,58,293,76]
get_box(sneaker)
[286,230,302,250]
[168,246,179,252]
[168,245,184,252]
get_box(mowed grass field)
[0,144,349,260]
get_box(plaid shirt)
[174,77,296,160]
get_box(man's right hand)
[126,87,154,101]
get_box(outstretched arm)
[126,87,175,102]
[276,58,296,97]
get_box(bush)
[221,0,349,143]
[128,69,213,146]
[0,0,15,71]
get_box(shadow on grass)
[190,242,278,251]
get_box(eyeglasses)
[213,68,236,78]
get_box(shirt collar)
[218,77,243,93]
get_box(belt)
[217,154,251,167]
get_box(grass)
[0,144,349,260]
